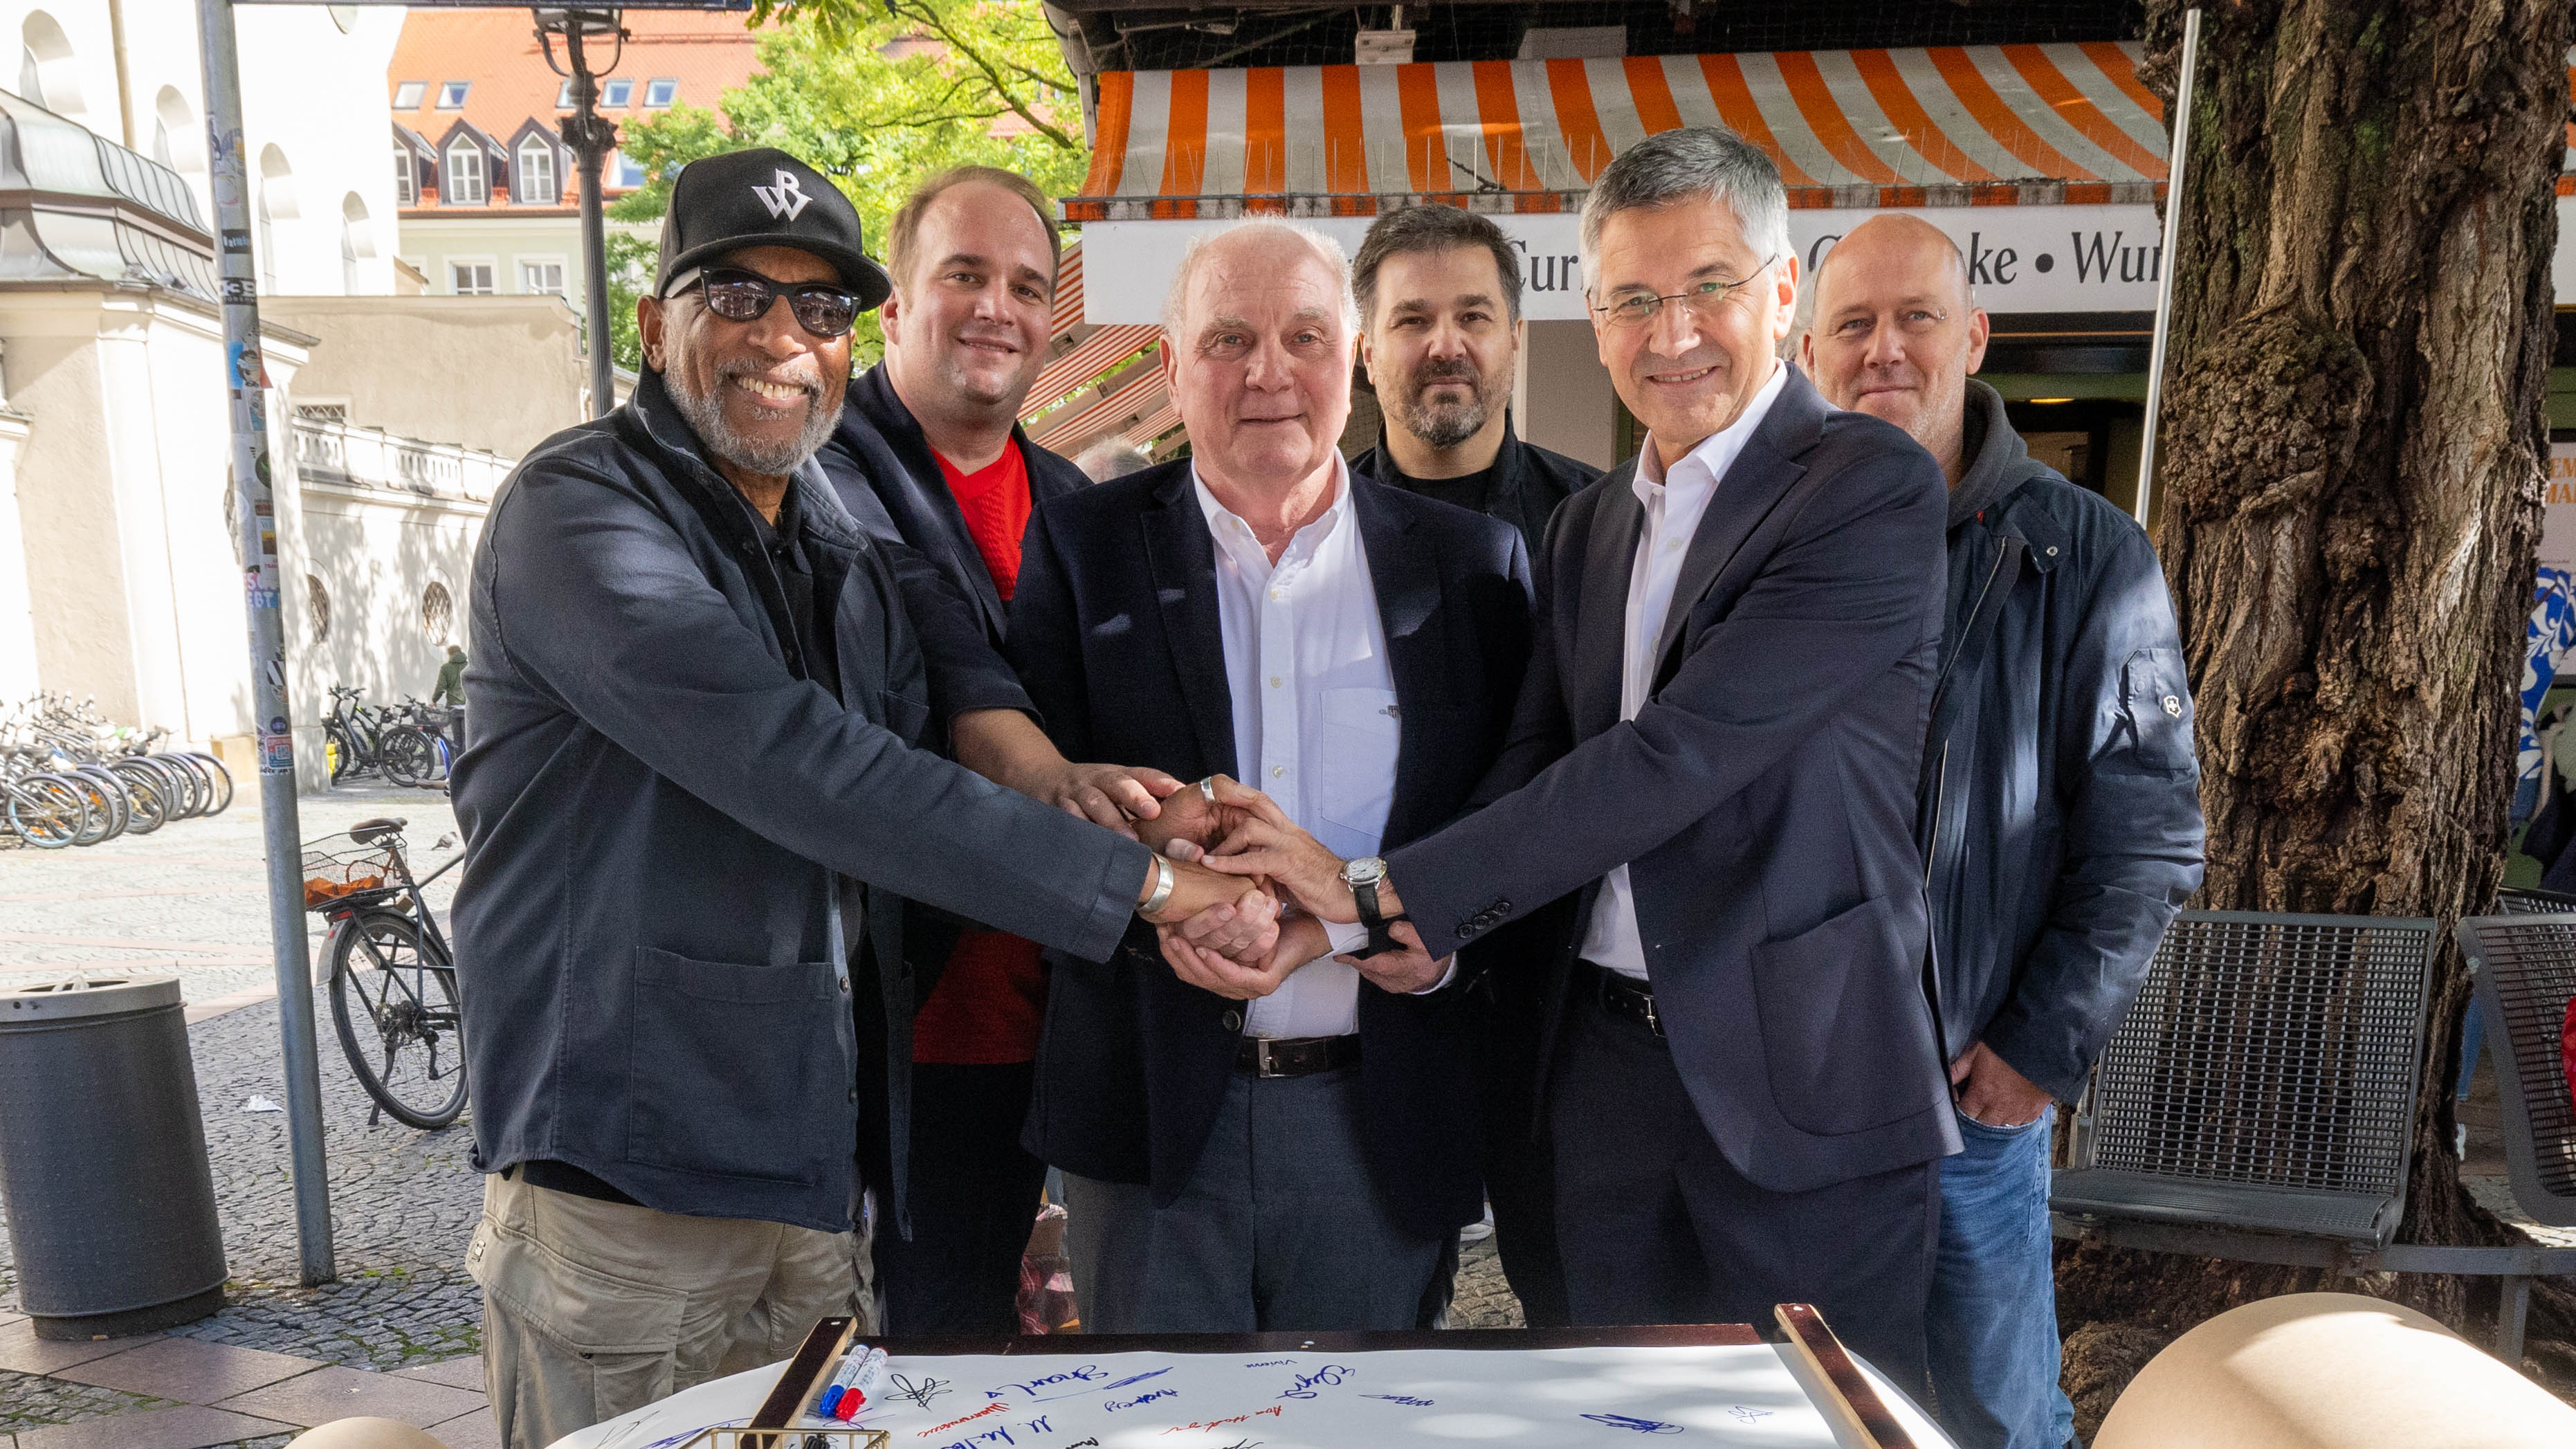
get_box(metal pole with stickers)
[194,0,336,1288]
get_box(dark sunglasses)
[670,266,861,338]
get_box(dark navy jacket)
[1006,460,1534,1235]
[812,363,1095,992]
[816,363,1090,646]
[452,370,1151,1234]
[1919,382,2205,1102]
[1387,363,1961,1193]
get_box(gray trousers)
[1061,1064,1442,1333]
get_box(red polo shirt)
[911,442,1047,1066]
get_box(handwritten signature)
[1360,1394,1434,1407]
[1726,1405,1774,1424]
[1241,1359,1294,1368]
[1581,1412,1683,1434]
[920,1402,1010,1437]
[1107,1389,1180,1412]
[1161,1407,1285,1434]
[888,1374,953,1411]
[1276,1364,1354,1400]
[987,1367,1104,1401]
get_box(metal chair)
[2052,910,2576,1361]
[2455,914,2576,1228]
[2498,886,2576,915]
[2055,911,2440,1248]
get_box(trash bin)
[0,976,227,1338]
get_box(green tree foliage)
[604,3,1086,368]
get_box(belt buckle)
[1641,992,1661,1037]
[1252,1038,1281,1077]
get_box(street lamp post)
[536,7,626,419]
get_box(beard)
[668,358,839,477]
[1394,357,1508,450]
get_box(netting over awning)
[1066,42,2170,220]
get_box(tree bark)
[2063,0,2566,1358]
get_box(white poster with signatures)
[556,1343,1950,1449]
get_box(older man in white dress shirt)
[1002,219,1536,1331]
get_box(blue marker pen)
[816,1345,870,1418]
[835,1347,889,1420]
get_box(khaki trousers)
[466,1172,872,1449]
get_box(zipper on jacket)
[1931,537,2015,717]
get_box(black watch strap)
[1351,879,1410,958]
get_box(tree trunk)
[2057,0,2567,1386]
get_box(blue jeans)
[1926,1105,2074,1449]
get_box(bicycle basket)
[300,835,396,910]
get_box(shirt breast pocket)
[1315,686,1400,840]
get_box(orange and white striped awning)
[1021,238,1178,453]
[1067,42,2168,221]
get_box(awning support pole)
[2134,6,2202,532]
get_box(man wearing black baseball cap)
[452,147,1274,1449]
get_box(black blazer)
[1386,364,1962,1194]
[815,363,1091,646]
[1006,459,1534,1235]
[1348,412,1602,563]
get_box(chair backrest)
[2499,887,2576,915]
[2455,914,2576,1227]
[2081,911,2440,1208]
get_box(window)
[520,259,565,295]
[392,80,425,109]
[556,78,574,109]
[340,194,374,295]
[444,138,485,203]
[392,145,415,204]
[436,80,468,110]
[155,87,199,174]
[451,262,495,295]
[307,576,331,645]
[515,136,556,204]
[601,78,632,107]
[19,12,83,119]
[643,78,677,107]
[609,149,645,189]
[422,583,453,643]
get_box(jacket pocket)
[625,947,832,1184]
[2119,648,2195,771]
[1749,895,1940,1136]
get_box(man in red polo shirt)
[816,166,1203,1331]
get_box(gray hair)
[1578,127,1792,283]
[1074,438,1153,481]
[1160,219,1361,338]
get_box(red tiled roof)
[387,8,769,217]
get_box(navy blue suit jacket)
[1006,459,1535,1235]
[1387,364,1962,1193]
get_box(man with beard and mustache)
[812,166,1174,1336]
[1344,204,1598,1331]
[451,149,1272,1449]
[1346,205,1600,564]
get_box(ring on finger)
[1196,776,1217,803]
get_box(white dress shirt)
[1580,360,1791,980]
[1194,457,1394,1038]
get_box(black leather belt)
[1234,1033,1362,1077]
[1580,959,1663,1037]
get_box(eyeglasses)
[1590,255,1784,329]
[670,266,860,338]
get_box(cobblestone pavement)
[0,781,464,1008]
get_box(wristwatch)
[1342,856,1409,958]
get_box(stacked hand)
[1153,779,1452,996]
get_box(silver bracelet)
[1140,855,1176,916]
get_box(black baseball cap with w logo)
[655,147,892,310]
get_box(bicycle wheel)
[74,767,129,839]
[327,910,468,1129]
[55,769,118,844]
[107,760,167,835]
[148,754,206,819]
[6,777,87,848]
[380,727,437,790]
[185,751,233,814]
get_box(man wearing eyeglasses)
[1200,127,1957,1392]
[451,148,1270,1449]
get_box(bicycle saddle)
[350,817,408,845]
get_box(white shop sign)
[1079,205,2167,325]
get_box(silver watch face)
[1342,856,1387,887]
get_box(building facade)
[387,8,768,310]
[0,3,547,794]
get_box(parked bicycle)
[301,816,467,1129]
[324,686,453,790]
[0,694,231,848]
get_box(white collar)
[1191,453,1353,557]
[1634,358,1789,495]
